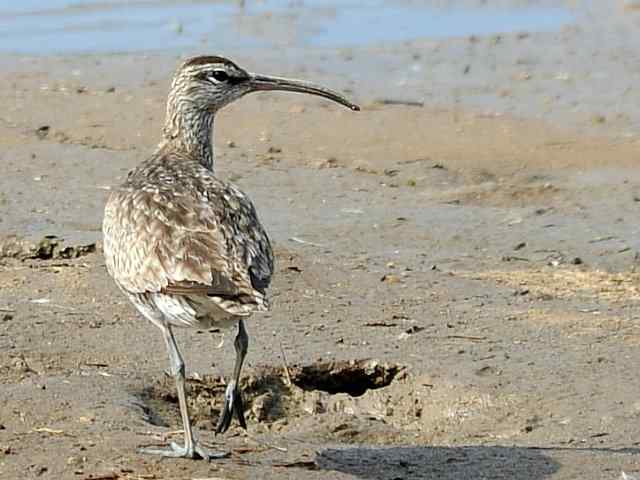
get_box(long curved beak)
[248,73,360,111]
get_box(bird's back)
[102,146,274,322]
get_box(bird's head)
[168,55,360,114]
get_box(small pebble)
[381,274,401,284]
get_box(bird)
[102,55,359,460]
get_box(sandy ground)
[5,2,640,479]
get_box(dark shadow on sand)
[317,445,560,480]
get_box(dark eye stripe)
[210,70,229,82]
[195,69,246,85]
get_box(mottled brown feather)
[103,144,273,315]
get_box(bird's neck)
[163,103,215,171]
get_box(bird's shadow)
[316,445,560,480]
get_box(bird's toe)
[138,441,229,461]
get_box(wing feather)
[102,153,274,313]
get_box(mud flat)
[3,1,640,479]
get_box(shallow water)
[0,0,575,55]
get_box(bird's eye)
[209,70,229,82]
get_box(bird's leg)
[139,324,228,460]
[216,319,248,434]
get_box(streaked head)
[168,55,360,113]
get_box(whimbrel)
[102,55,359,460]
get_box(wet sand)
[3,1,640,479]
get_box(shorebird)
[102,55,359,460]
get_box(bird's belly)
[128,291,240,330]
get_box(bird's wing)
[102,158,274,313]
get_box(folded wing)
[102,155,274,315]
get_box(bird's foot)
[138,441,229,461]
[216,380,246,434]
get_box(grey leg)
[139,324,229,460]
[216,319,249,434]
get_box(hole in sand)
[290,359,403,397]
[139,359,405,430]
